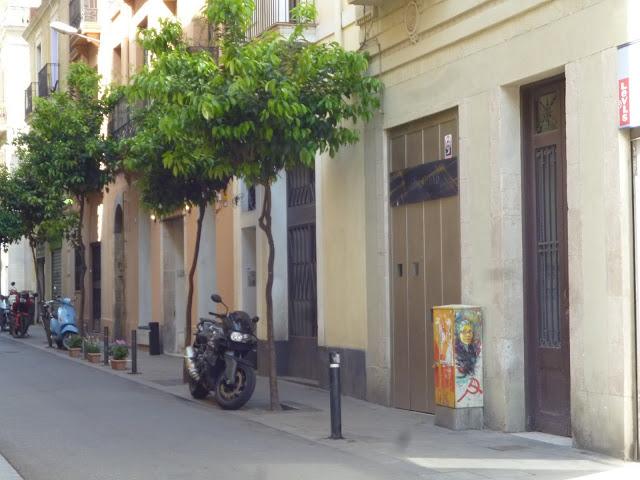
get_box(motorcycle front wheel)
[188,377,209,400]
[214,364,256,410]
[60,332,74,350]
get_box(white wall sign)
[618,41,640,128]
[444,134,453,159]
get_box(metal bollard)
[329,351,343,439]
[103,326,109,366]
[130,329,138,374]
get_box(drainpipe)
[334,0,343,46]
[632,135,640,461]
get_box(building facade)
[21,0,235,350]
[355,0,638,460]
[94,0,235,350]
[0,0,39,293]
[237,0,640,460]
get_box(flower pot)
[86,352,102,363]
[68,348,82,358]
[110,359,127,370]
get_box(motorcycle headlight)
[230,331,251,343]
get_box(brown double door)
[390,110,461,413]
[522,78,571,436]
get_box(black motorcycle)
[184,294,259,410]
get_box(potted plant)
[67,334,83,358]
[84,337,102,363]
[110,340,129,370]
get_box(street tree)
[204,0,380,409]
[13,62,118,332]
[125,21,231,349]
[0,161,76,344]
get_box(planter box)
[110,359,127,370]
[68,348,82,358]
[86,352,102,363]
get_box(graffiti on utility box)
[433,305,483,409]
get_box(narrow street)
[0,335,419,480]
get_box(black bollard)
[130,329,138,374]
[329,351,343,439]
[103,326,109,366]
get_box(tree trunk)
[77,195,87,336]
[186,201,207,349]
[30,241,51,347]
[258,183,281,411]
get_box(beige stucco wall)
[357,0,637,457]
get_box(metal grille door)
[287,166,317,380]
[522,78,571,437]
[51,248,62,297]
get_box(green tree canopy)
[128,0,381,408]
[13,62,118,326]
[126,20,232,348]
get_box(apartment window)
[136,17,149,72]
[112,44,122,84]
[74,247,82,292]
[35,43,42,74]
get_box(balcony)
[108,96,135,140]
[248,0,302,39]
[70,0,98,30]
[25,83,37,117]
[69,0,99,58]
[37,63,59,98]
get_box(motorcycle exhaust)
[184,347,200,381]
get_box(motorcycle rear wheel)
[214,364,256,410]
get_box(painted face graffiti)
[455,320,479,376]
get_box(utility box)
[433,305,483,429]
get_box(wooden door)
[522,77,571,436]
[390,110,461,413]
[287,166,318,381]
[114,205,125,340]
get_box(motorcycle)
[42,297,79,349]
[8,282,36,338]
[184,294,259,410]
[0,295,9,332]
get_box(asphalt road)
[0,335,414,480]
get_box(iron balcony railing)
[25,82,37,117]
[248,0,300,39]
[108,96,135,140]
[70,0,98,30]
[37,63,59,98]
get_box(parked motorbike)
[42,297,79,349]
[0,295,9,332]
[184,294,259,410]
[8,282,36,338]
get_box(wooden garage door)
[390,110,461,413]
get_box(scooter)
[8,282,36,338]
[43,298,79,349]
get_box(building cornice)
[22,1,56,42]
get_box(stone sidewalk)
[0,453,22,480]
[7,326,640,480]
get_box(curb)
[0,453,23,480]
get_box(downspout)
[632,134,640,461]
